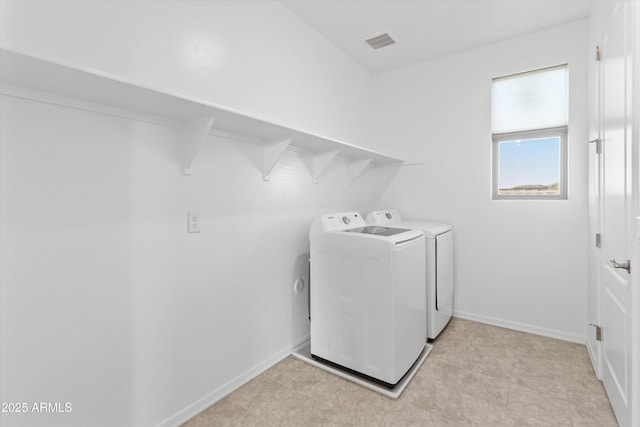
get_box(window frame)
[492,126,568,201]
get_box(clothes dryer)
[366,210,454,340]
[309,212,426,387]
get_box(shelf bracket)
[184,114,216,175]
[312,150,339,183]
[347,157,373,186]
[263,136,293,181]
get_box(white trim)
[154,334,310,427]
[453,310,585,344]
[631,6,640,427]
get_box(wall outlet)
[188,211,200,233]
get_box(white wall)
[0,94,396,427]
[0,0,372,146]
[0,2,388,427]
[371,20,590,342]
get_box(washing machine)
[309,212,426,388]
[366,210,454,340]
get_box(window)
[491,65,568,199]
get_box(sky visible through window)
[498,137,560,191]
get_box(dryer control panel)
[366,210,401,226]
[320,212,366,232]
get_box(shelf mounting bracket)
[347,157,373,186]
[312,150,339,183]
[184,114,216,175]
[263,135,293,181]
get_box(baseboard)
[155,334,310,427]
[453,310,585,344]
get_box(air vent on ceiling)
[364,32,396,50]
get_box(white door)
[599,3,636,426]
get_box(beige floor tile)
[573,420,619,427]
[513,330,562,346]
[510,373,567,398]
[369,397,441,426]
[401,366,455,413]
[512,354,564,380]
[508,382,572,426]
[513,332,562,360]
[557,346,595,376]
[183,319,618,427]
[438,391,516,426]
[224,375,283,412]
[306,381,392,425]
[181,398,269,427]
[461,346,516,378]
[560,359,596,377]
[569,389,616,426]
[260,356,313,386]
[417,356,462,381]
[251,385,320,427]
[556,340,592,359]
[468,323,518,348]
[283,369,342,409]
[466,341,515,359]
[431,336,476,359]
[440,318,478,340]
[305,401,372,426]
[451,368,511,406]
[563,369,607,394]
[508,413,573,427]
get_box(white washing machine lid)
[367,210,452,238]
[342,226,423,245]
[401,220,452,238]
[311,212,423,245]
[344,226,410,237]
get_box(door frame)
[632,3,639,424]
[629,3,639,425]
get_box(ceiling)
[281,1,594,74]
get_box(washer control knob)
[386,212,392,219]
[342,216,351,225]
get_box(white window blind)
[492,65,568,134]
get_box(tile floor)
[182,318,617,426]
